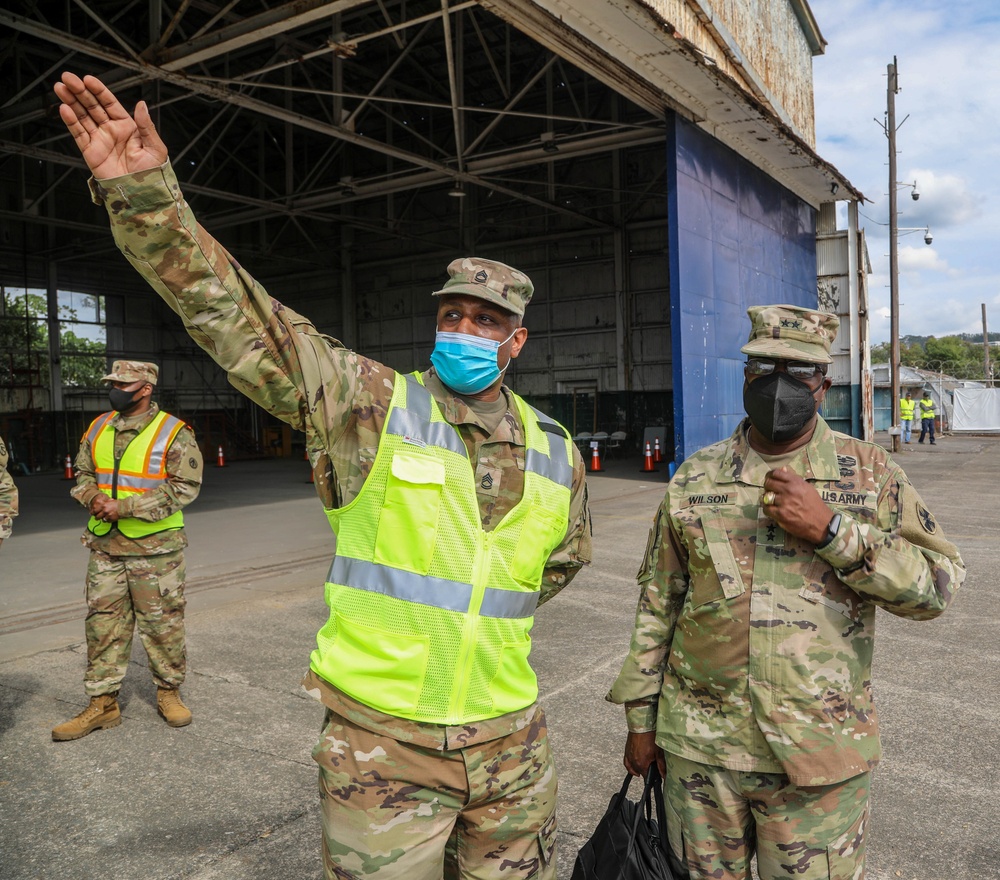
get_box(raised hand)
[53,73,169,179]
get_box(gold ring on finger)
[762,491,776,506]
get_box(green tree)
[924,336,981,380]
[0,290,107,390]
[871,339,923,366]
[0,292,48,389]
[60,328,108,387]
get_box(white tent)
[952,388,1000,433]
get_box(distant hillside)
[871,334,996,381]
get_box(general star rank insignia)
[917,504,937,534]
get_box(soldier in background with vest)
[918,390,937,444]
[609,305,964,879]
[52,360,203,741]
[55,73,591,880]
[0,434,17,549]
[899,390,916,443]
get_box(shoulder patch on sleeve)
[917,504,937,534]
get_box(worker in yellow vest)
[918,390,937,445]
[899,390,916,443]
[52,360,203,741]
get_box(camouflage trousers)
[84,548,187,696]
[312,708,558,880]
[663,753,868,880]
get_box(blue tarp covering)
[667,113,818,462]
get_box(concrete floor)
[0,434,997,880]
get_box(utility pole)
[983,303,992,385]
[887,58,901,452]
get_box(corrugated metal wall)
[668,113,817,462]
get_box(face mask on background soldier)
[108,386,143,414]
[742,372,821,443]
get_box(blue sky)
[809,0,1000,343]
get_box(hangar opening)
[1,1,676,469]
[3,0,867,471]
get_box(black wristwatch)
[817,512,842,548]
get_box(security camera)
[911,185,919,201]
[924,230,933,245]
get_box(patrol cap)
[101,360,159,386]
[432,257,533,317]
[740,304,839,365]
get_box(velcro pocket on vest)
[375,451,446,574]
[510,506,564,586]
[327,612,430,715]
[490,630,535,707]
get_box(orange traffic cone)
[653,437,663,463]
[640,441,657,473]
[588,441,603,473]
[62,454,74,480]
[215,444,226,468]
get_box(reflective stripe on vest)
[86,410,186,538]
[388,374,573,487]
[328,555,540,619]
[311,371,573,725]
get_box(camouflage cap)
[432,257,533,317]
[740,304,839,365]
[101,360,159,386]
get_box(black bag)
[570,766,688,880]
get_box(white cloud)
[809,0,1000,342]
[883,169,984,229]
[898,245,948,272]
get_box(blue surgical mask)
[430,329,517,395]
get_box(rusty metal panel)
[861,369,874,441]
[635,0,817,142]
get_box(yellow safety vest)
[311,372,574,725]
[85,410,187,538]
[899,398,915,420]
[920,398,936,419]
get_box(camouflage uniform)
[610,306,965,879]
[90,161,591,879]
[0,434,17,543]
[72,395,203,696]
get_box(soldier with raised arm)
[54,72,591,880]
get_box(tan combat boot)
[51,694,121,741]
[157,687,192,728]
